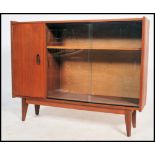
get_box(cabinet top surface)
[11,17,145,24]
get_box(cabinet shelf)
[48,91,139,107]
[47,45,141,51]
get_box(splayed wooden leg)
[132,110,136,128]
[125,110,132,137]
[22,98,28,121]
[35,105,40,115]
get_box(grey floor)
[2,97,154,141]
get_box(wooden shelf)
[48,91,139,107]
[47,45,141,51]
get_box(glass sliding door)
[46,20,142,107]
[46,22,91,102]
[89,21,142,107]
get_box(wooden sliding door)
[11,22,47,98]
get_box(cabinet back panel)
[50,38,141,50]
[92,21,142,38]
[59,51,141,98]
[60,52,90,94]
[91,51,141,98]
[47,52,60,93]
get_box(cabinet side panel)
[139,17,149,110]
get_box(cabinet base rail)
[22,97,137,137]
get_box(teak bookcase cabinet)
[11,17,149,137]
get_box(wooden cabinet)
[11,17,149,137]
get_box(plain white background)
[0,1,155,13]
[1,14,154,141]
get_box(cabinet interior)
[46,21,142,107]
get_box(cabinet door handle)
[36,54,40,65]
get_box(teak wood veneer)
[11,17,149,137]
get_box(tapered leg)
[22,98,28,121]
[132,110,136,128]
[125,111,132,137]
[35,105,40,115]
